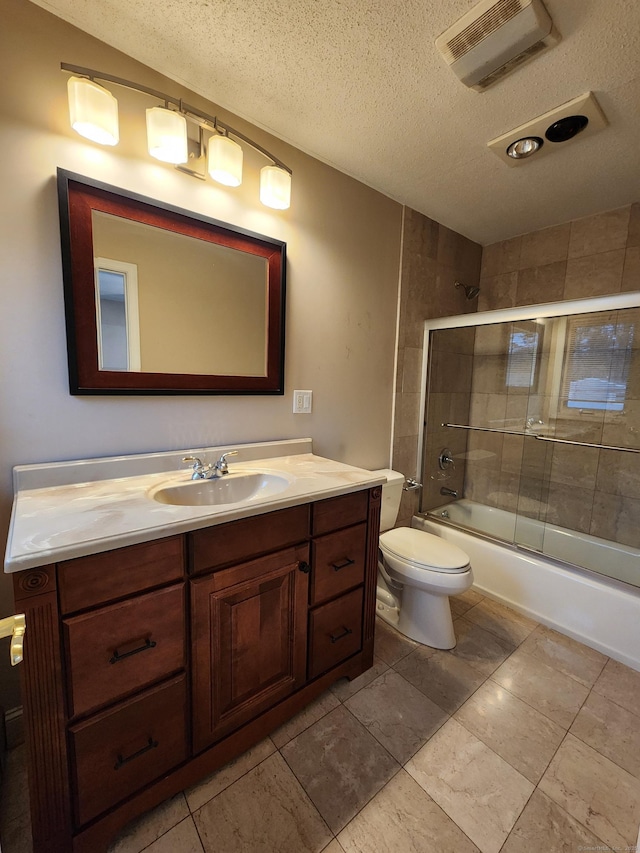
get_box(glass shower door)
[421,299,640,588]
[529,306,640,584]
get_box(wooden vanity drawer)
[69,674,188,827]
[58,535,185,614]
[64,583,185,718]
[308,587,363,679]
[312,490,369,536]
[311,523,367,606]
[189,504,310,574]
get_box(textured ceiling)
[29,0,640,244]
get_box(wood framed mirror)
[57,169,286,394]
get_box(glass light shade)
[146,107,188,164]
[208,135,243,187]
[67,76,119,146]
[260,165,291,210]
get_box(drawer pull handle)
[331,557,355,572]
[109,638,157,664]
[298,561,311,574]
[330,626,353,644]
[114,737,159,770]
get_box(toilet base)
[398,587,457,649]
[376,579,460,650]
[375,598,400,630]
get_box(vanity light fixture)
[260,165,292,211]
[207,133,243,187]
[67,76,119,146]
[145,106,188,164]
[62,63,292,210]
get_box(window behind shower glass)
[560,311,635,413]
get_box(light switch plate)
[293,390,313,413]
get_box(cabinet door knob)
[298,561,311,574]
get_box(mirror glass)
[92,212,268,376]
[58,170,286,395]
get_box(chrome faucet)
[183,456,211,480]
[211,450,238,478]
[182,450,238,480]
[440,486,458,498]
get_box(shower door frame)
[417,291,640,553]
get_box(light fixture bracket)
[176,126,207,181]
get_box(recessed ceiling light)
[507,137,543,159]
[487,92,607,167]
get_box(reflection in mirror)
[95,258,140,371]
[92,213,268,376]
[57,169,286,395]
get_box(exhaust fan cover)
[436,0,560,91]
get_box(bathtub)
[413,499,640,672]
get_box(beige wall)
[465,204,640,544]
[0,0,402,706]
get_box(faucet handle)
[215,450,238,475]
[182,455,203,468]
[182,456,207,479]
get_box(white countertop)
[5,440,385,573]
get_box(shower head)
[455,281,480,300]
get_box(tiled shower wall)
[477,204,639,312]
[393,203,639,542]
[392,208,481,526]
[466,203,640,547]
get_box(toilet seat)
[379,527,470,574]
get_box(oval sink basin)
[150,471,291,507]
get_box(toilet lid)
[380,528,470,571]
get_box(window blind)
[561,312,635,412]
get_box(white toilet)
[374,469,473,649]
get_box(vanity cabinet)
[191,543,310,749]
[13,486,381,853]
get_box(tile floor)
[2,589,640,853]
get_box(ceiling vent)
[436,0,561,91]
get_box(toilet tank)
[371,469,405,532]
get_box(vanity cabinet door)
[191,543,310,752]
[63,583,185,718]
[308,587,364,679]
[311,523,367,606]
[311,491,369,536]
[69,673,188,827]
